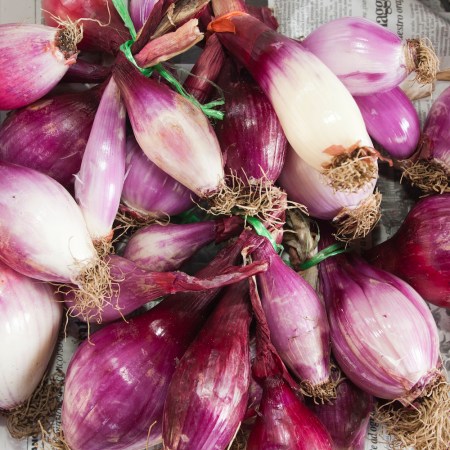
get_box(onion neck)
[212,0,248,16]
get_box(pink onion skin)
[354,87,420,159]
[66,253,266,324]
[216,77,287,182]
[121,135,194,219]
[0,162,96,283]
[365,194,450,308]
[319,250,440,401]
[246,5,279,30]
[0,88,100,188]
[308,378,374,450]
[279,147,377,220]
[211,13,373,173]
[62,235,258,449]
[252,237,331,387]
[130,0,159,31]
[162,282,251,450]
[0,261,62,410]
[411,85,450,172]
[113,59,224,198]
[302,17,409,95]
[0,24,77,110]
[75,77,126,241]
[123,217,243,272]
[42,0,130,54]
[247,377,333,450]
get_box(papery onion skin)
[65,253,266,323]
[123,217,243,272]
[0,24,77,110]
[0,261,62,410]
[121,135,194,219]
[365,194,450,308]
[113,59,224,198]
[62,235,257,450]
[319,250,440,401]
[252,237,331,388]
[75,77,126,241]
[308,378,374,450]
[354,87,420,159]
[210,12,373,173]
[0,87,100,187]
[247,5,279,30]
[216,76,287,182]
[279,147,377,220]
[42,0,130,54]
[0,162,96,283]
[302,17,411,95]
[162,282,251,450]
[247,377,333,450]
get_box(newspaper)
[0,0,449,449]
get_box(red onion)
[246,5,279,30]
[247,377,333,450]
[42,0,130,54]
[209,9,376,193]
[302,17,439,95]
[130,0,159,31]
[216,75,287,183]
[308,377,374,450]
[183,34,226,103]
[62,59,111,83]
[279,147,380,241]
[0,87,100,188]
[123,217,243,272]
[250,235,333,397]
[75,77,126,244]
[354,87,420,160]
[365,194,450,308]
[0,261,62,410]
[0,162,97,283]
[113,58,224,198]
[62,234,262,449]
[162,281,251,449]
[319,244,449,448]
[402,85,450,193]
[120,135,194,220]
[0,23,80,110]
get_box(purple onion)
[354,87,420,159]
[302,17,438,95]
[62,234,261,449]
[247,5,279,30]
[42,0,130,54]
[75,77,126,243]
[162,281,251,449]
[0,87,100,187]
[0,23,80,110]
[403,85,450,193]
[130,0,159,31]
[365,194,450,308]
[123,217,243,272]
[121,135,194,219]
[319,248,440,401]
[308,378,374,450]
[0,261,62,410]
[183,34,226,104]
[216,76,287,182]
[251,236,332,395]
[209,12,374,192]
[113,58,224,198]
[247,377,333,450]
[279,147,380,240]
[62,59,111,84]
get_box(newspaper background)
[0,0,449,449]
